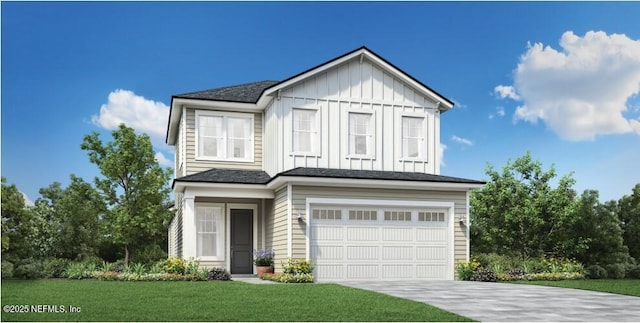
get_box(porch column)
[183,196,196,259]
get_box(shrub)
[149,262,164,274]
[161,258,186,275]
[627,264,640,279]
[278,273,314,283]
[282,258,313,275]
[111,260,126,273]
[184,260,200,275]
[605,263,626,279]
[471,268,497,282]
[524,272,584,281]
[455,259,480,281]
[43,258,70,278]
[65,263,91,279]
[207,267,231,281]
[131,263,146,277]
[130,244,167,265]
[585,265,608,279]
[13,259,44,279]
[1,261,14,279]
[474,253,517,272]
[81,255,104,267]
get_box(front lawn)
[1,280,473,322]
[513,279,640,297]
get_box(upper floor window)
[196,111,253,162]
[292,108,320,155]
[349,112,374,157]
[401,116,425,159]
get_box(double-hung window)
[197,111,253,162]
[292,108,319,155]
[401,116,425,159]
[349,112,374,157]
[196,205,224,259]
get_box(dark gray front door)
[230,209,253,274]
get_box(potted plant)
[253,249,275,278]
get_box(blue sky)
[2,2,639,204]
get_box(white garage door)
[310,204,453,281]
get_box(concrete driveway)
[339,281,640,322]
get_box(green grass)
[512,279,640,297]
[1,280,473,322]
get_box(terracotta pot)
[256,266,274,278]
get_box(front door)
[230,209,253,274]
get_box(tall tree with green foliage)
[81,124,173,265]
[619,184,640,261]
[1,177,33,260]
[566,190,629,266]
[470,152,578,259]
[34,175,106,260]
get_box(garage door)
[310,204,453,281]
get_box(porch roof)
[173,167,485,187]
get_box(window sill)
[346,155,376,161]
[196,256,225,262]
[195,157,255,163]
[398,158,428,162]
[290,152,321,158]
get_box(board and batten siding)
[184,108,263,175]
[290,186,469,264]
[263,56,442,176]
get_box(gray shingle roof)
[279,167,485,184]
[174,80,279,103]
[174,167,484,186]
[175,168,271,184]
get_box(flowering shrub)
[253,249,275,266]
[259,272,314,283]
[160,258,186,274]
[524,272,584,281]
[455,259,480,281]
[282,258,313,275]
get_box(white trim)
[195,110,254,162]
[194,202,225,261]
[261,199,266,250]
[268,176,484,191]
[291,106,321,156]
[466,190,470,262]
[396,111,429,162]
[448,205,455,280]
[343,109,376,159]
[180,185,273,199]
[307,197,454,209]
[287,183,292,258]
[183,196,196,259]
[227,203,259,275]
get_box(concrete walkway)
[231,275,277,284]
[339,281,640,322]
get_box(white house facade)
[166,47,484,281]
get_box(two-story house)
[165,46,484,281]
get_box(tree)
[81,124,173,264]
[470,152,578,259]
[619,184,640,261]
[566,190,628,266]
[34,175,106,260]
[1,177,34,260]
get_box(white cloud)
[494,85,521,100]
[21,191,34,206]
[489,106,506,119]
[439,143,447,167]
[155,152,173,167]
[92,89,170,145]
[504,30,640,140]
[451,98,468,109]
[451,135,473,146]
